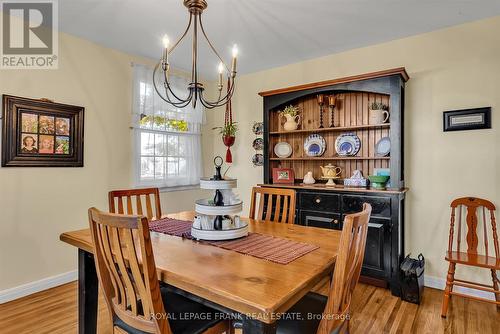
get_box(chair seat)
[445,251,500,269]
[276,292,331,334]
[115,286,223,334]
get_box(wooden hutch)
[258,68,408,296]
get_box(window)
[132,63,204,189]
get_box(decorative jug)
[303,171,315,184]
[369,109,390,125]
[281,113,301,131]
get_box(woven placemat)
[149,217,319,265]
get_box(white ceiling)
[59,0,500,78]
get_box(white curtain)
[132,63,204,188]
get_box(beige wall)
[0,20,211,290]
[2,13,500,293]
[207,16,500,283]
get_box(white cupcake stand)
[191,177,248,241]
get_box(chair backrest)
[249,187,296,224]
[88,208,171,334]
[109,188,162,221]
[447,197,498,258]
[317,203,371,334]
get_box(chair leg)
[491,269,500,311]
[441,262,456,317]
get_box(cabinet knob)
[332,219,339,224]
[315,198,321,204]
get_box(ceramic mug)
[369,109,390,125]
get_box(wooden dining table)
[60,211,341,334]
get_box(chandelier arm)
[200,77,235,107]
[164,83,194,108]
[199,81,235,108]
[154,62,190,104]
[169,13,193,55]
[198,14,230,73]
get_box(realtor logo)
[1,0,58,69]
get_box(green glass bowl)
[368,175,390,189]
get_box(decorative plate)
[375,137,391,156]
[274,142,292,158]
[335,133,361,156]
[252,153,264,166]
[252,138,263,150]
[252,122,263,135]
[304,134,326,157]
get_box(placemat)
[149,217,319,265]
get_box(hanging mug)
[369,108,389,125]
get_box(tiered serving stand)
[191,157,248,241]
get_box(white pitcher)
[281,114,301,131]
[369,109,390,125]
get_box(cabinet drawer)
[300,193,340,212]
[300,210,342,230]
[342,195,391,218]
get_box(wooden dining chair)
[88,207,228,334]
[249,187,296,224]
[274,203,372,334]
[109,188,162,221]
[441,197,500,317]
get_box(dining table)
[60,211,341,334]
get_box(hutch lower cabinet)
[261,185,406,296]
[258,68,409,296]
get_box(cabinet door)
[300,210,342,230]
[362,217,392,279]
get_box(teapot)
[320,164,342,178]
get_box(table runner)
[149,217,319,265]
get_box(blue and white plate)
[304,134,326,157]
[375,137,390,156]
[335,133,361,156]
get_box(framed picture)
[443,107,491,132]
[2,95,84,167]
[272,168,295,184]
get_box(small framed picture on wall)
[2,95,84,167]
[443,107,491,132]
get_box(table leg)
[78,249,98,334]
[242,318,277,334]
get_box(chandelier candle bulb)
[162,35,170,62]
[231,44,238,75]
[218,62,224,89]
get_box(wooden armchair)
[109,187,162,220]
[249,187,296,224]
[88,208,228,333]
[274,203,372,334]
[441,197,500,317]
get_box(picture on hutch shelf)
[2,95,84,167]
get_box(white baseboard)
[0,270,77,304]
[425,275,495,301]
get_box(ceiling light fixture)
[153,0,238,109]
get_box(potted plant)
[213,121,238,162]
[279,105,301,131]
[369,101,389,125]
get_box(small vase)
[222,135,235,163]
[369,109,389,125]
[282,114,301,131]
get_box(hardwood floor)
[0,281,498,333]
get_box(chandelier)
[153,0,238,109]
